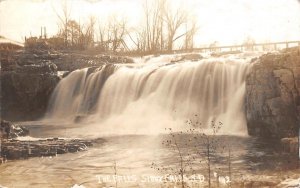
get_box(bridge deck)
[174,40,300,53]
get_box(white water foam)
[44,53,255,136]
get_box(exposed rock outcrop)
[1,70,60,121]
[0,120,96,161]
[281,137,298,153]
[1,49,134,121]
[0,120,100,161]
[54,53,133,71]
[246,47,300,138]
[0,120,29,139]
[5,50,134,72]
[16,61,57,74]
[1,138,93,160]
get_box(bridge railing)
[172,41,300,53]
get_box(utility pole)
[44,27,47,39]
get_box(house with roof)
[0,36,24,70]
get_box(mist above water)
[45,53,253,136]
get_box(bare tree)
[81,15,96,48]
[66,20,80,47]
[184,18,198,50]
[97,19,108,51]
[88,15,96,45]
[228,145,232,187]
[121,0,193,54]
[142,0,165,52]
[126,27,147,53]
[185,117,223,188]
[108,15,128,52]
[53,0,72,47]
[152,128,193,188]
[162,0,188,51]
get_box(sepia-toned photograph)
[0,0,300,187]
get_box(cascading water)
[46,65,117,119]
[45,54,252,136]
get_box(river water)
[0,52,298,187]
[0,123,297,187]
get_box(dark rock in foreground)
[0,120,101,162]
[0,120,29,139]
[281,137,298,153]
[246,47,300,138]
[1,138,94,160]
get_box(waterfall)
[45,54,251,135]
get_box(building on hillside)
[0,36,24,70]
[0,36,24,51]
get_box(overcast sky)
[0,0,300,46]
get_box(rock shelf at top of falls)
[0,49,135,121]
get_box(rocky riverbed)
[0,120,99,162]
[1,138,93,161]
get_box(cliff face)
[1,63,60,121]
[1,49,135,121]
[246,47,300,138]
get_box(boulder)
[1,136,99,160]
[245,47,300,138]
[281,137,298,153]
[0,120,29,139]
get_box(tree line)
[54,0,198,54]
